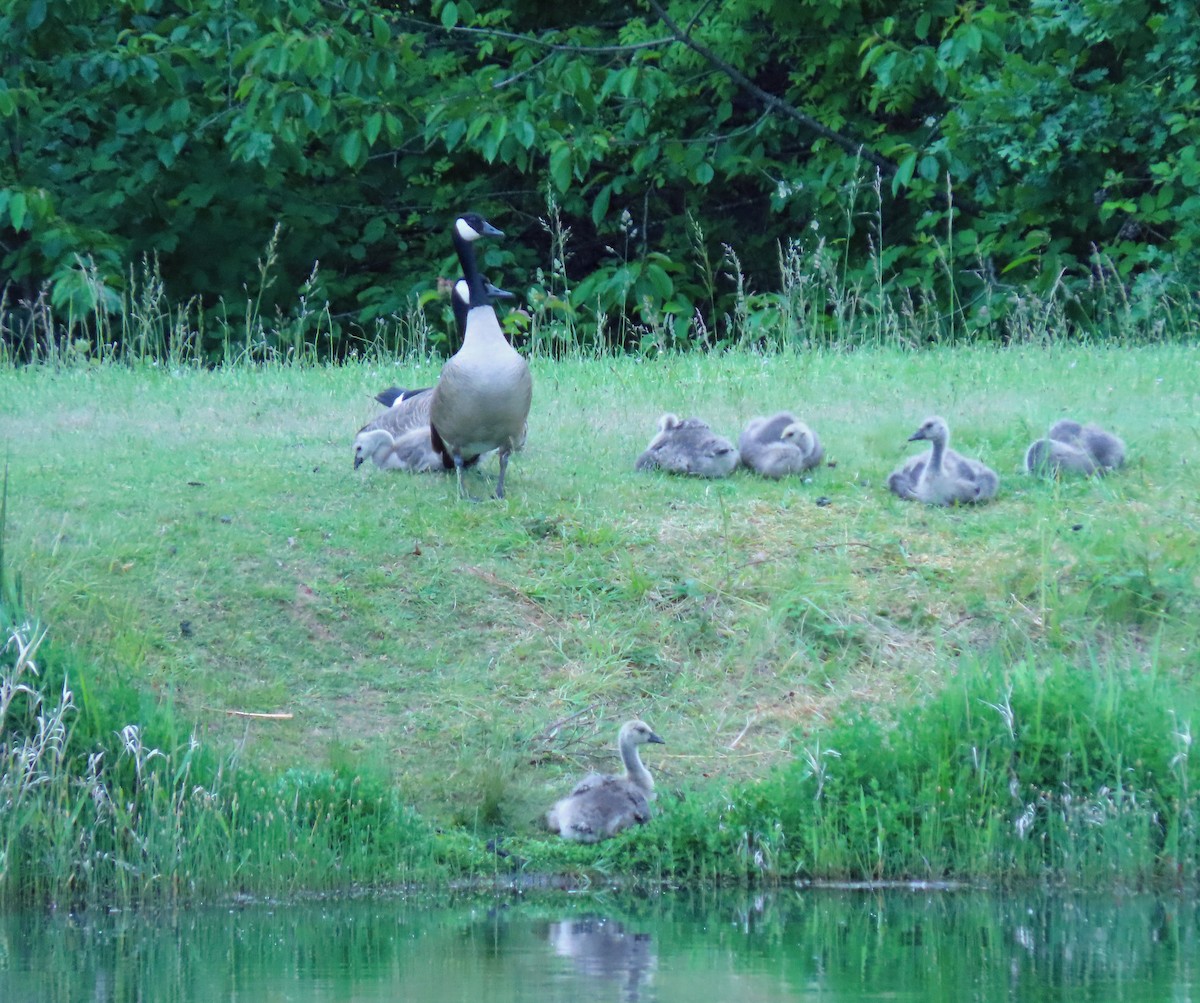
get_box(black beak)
[485,281,517,301]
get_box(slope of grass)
[1,342,1198,899]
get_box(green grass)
[2,341,1199,901]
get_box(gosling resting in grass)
[355,383,469,474]
[738,412,824,478]
[1048,418,1126,471]
[546,720,665,843]
[635,414,739,478]
[353,426,444,473]
[888,415,998,505]
[1024,437,1100,477]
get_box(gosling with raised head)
[547,720,666,843]
[888,415,998,505]
[635,414,739,478]
[738,412,824,478]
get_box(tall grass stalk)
[4,210,1195,365]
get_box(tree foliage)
[2,0,1197,354]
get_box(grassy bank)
[2,342,1199,903]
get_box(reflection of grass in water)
[0,890,1190,1000]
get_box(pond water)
[2,886,1196,1001]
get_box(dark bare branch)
[392,14,673,54]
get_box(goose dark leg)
[494,449,511,499]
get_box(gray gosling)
[635,414,739,478]
[1024,437,1100,477]
[353,427,444,473]
[546,720,666,843]
[355,383,458,474]
[888,415,999,505]
[738,412,824,478]
[1048,418,1126,471]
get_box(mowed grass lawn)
[2,343,1197,831]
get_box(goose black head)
[455,213,504,242]
[452,277,516,308]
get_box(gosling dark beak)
[353,455,364,470]
[648,732,666,745]
[908,431,924,442]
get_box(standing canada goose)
[1049,418,1126,471]
[353,426,443,473]
[888,415,999,505]
[429,213,533,500]
[374,278,515,408]
[1024,437,1100,477]
[738,411,824,478]
[546,720,666,843]
[635,413,739,478]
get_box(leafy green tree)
[2,0,1196,354]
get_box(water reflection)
[545,916,656,1001]
[1,889,1197,1002]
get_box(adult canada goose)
[352,426,443,473]
[546,720,666,843]
[738,411,824,478]
[635,413,739,478]
[374,277,515,408]
[1024,437,1100,477]
[429,213,533,500]
[888,415,999,505]
[1049,418,1126,471]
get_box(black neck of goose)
[453,228,489,310]
[451,295,469,339]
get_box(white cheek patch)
[455,217,479,241]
